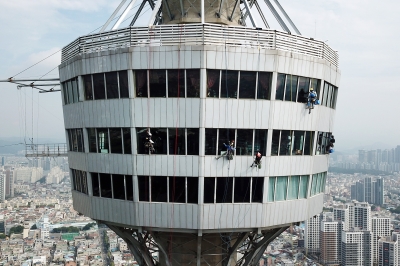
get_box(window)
[221,70,238,98]
[207,69,220,98]
[297,77,310,103]
[216,177,233,203]
[251,177,264,203]
[292,131,305,155]
[187,177,198,204]
[67,81,73,105]
[310,78,320,102]
[100,173,112,198]
[271,130,280,156]
[275,74,285,100]
[236,129,253,156]
[169,128,185,155]
[267,177,276,202]
[254,130,268,155]
[257,72,272,100]
[119,71,129,98]
[299,175,309,199]
[67,129,84,152]
[62,77,80,105]
[91,173,100,197]
[126,176,134,201]
[304,131,314,155]
[167,69,184,97]
[239,71,256,99]
[285,75,298,102]
[109,128,123,154]
[273,130,314,156]
[205,129,217,155]
[136,70,148,97]
[234,177,250,202]
[151,176,168,202]
[83,75,93,100]
[138,176,150,201]
[88,128,97,153]
[137,128,168,154]
[186,69,200,97]
[218,129,235,155]
[97,128,109,153]
[106,72,119,99]
[169,176,185,203]
[88,128,131,154]
[71,169,88,195]
[112,174,125,200]
[316,132,332,155]
[149,70,166,97]
[187,129,199,155]
[287,175,300,200]
[279,130,292,156]
[275,176,288,201]
[123,128,131,154]
[204,178,215,203]
[93,73,106,100]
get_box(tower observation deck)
[60,0,340,265]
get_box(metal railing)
[61,23,339,67]
[25,143,68,157]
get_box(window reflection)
[122,128,131,154]
[97,128,109,153]
[126,176,134,201]
[136,70,148,97]
[279,130,292,156]
[186,69,200,97]
[236,129,253,155]
[297,77,309,103]
[257,72,272,100]
[88,128,97,153]
[83,75,93,100]
[100,173,112,198]
[276,74,285,100]
[292,131,305,155]
[207,69,220,98]
[285,75,298,102]
[221,70,238,98]
[251,177,264,203]
[138,176,150,201]
[304,131,314,155]
[239,71,256,99]
[112,174,125,200]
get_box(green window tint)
[299,175,309,199]
[275,176,288,201]
[287,175,300,200]
[267,177,276,202]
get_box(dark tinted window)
[239,71,256,99]
[297,77,309,103]
[169,176,185,203]
[76,129,83,152]
[186,69,200,97]
[216,177,233,203]
[151,176,167,202]
[136,70,148,97]
[304,131,314,155]
[187,128,199,155]
[91,173,100,197]
[187,177,198,204]
[62,82,68,104]
[205,129,217,155]
[254,129,268,155]
[136,128,148,154]
[149,70,166,97]
[112,174,125,200]
[83,75,93,100]
[126,175,134,201]
[234,177,250,203]
[109,128,123,154]
[271,130,280,156]
[119,71,129,98]
[218,129,235,155]
[207,70,220,98]
[88,128,97,153]
[123,128,131,154]
[167,69,184,97]
[292,131,305,155]
[285,75,298,102]
[106,72,119,99]
[204,178,215,203]
[100,173,112,198]
[221,70,238,98]
[93,73,106,100]
[138,176,149,201]
[72,78,79,103]
[275,73,285,100]
[236,129,253,156]
[257,72,272,100]
[152,128,168,154]
[169,128,185,155]
[252,177,264,203]
[280,130,292,156]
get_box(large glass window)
[254,130,268,155]
[138,176,150,201]
[67,81,73,105]
[119,71,129,98]
[234,177,250,203]
[151,176,168,202]
[279,130,292,156]
[267,177,276,202]
[221,70,238,98]
[297,77,309,103]
[207,70,220,98]
[236,129,253,156]
[285,75,298,102]
[287,175,300,200]
[216,177,233,203]
[151,128,168,154]
[271,130,280,156]
[123,128,131,154]
[292,131,305,155]
[126,176,134,201]
[186,69,200,97]
[304,131,314,155]
[187,129,199,155]
[169,128,185,155]
[106,72,119,99]
[322,83,329,107]
[109,128,123,154]
[167,69,184,97]
[251,177,264,203]
[299,175,309,199]
[187,177,198,204]
[99,173,112,198]
[257,72,272,100]
[218,129,235,155]
[76,129,83,152]
[205,129,217,155]
[83,75,93,100]
[88,128,97,153]
[239,71,256,99]
[136,70,148,97]
[204,178,215,203]
[112,174,125,200]
[72,78,79,103]
[91,173,100,197]
[97,128,109,153]
[93,73,106,100]
[149,70,166,97]
[275,176,288,201]
[310,78,320,101]
[169,176,185,203]
[275,74,286,100]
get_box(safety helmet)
[310,88,314,91]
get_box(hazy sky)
[0,0,400,151]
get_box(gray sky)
[0,0,399,151]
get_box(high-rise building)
[1,157,4,166]
[305,215,322,255]
[351,184,357,200]
[59,0,341,264]
[351,177,385,206]
[342,229,372,266]
[13,167,43,183]
[320,218,341,265]
[365,177,373,204]
[378,232,400,266]
[372,217,391,265]
[359,150,367,163]
[0,173,5,202]
[356,181,365,202]
[375,178,385,206]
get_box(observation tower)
[60,0,340,265]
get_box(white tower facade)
[60,1,340,265]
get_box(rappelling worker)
[144,130,155,153]
[307,88,317,109]
[216,140,236,160]
[251,151,262,168]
